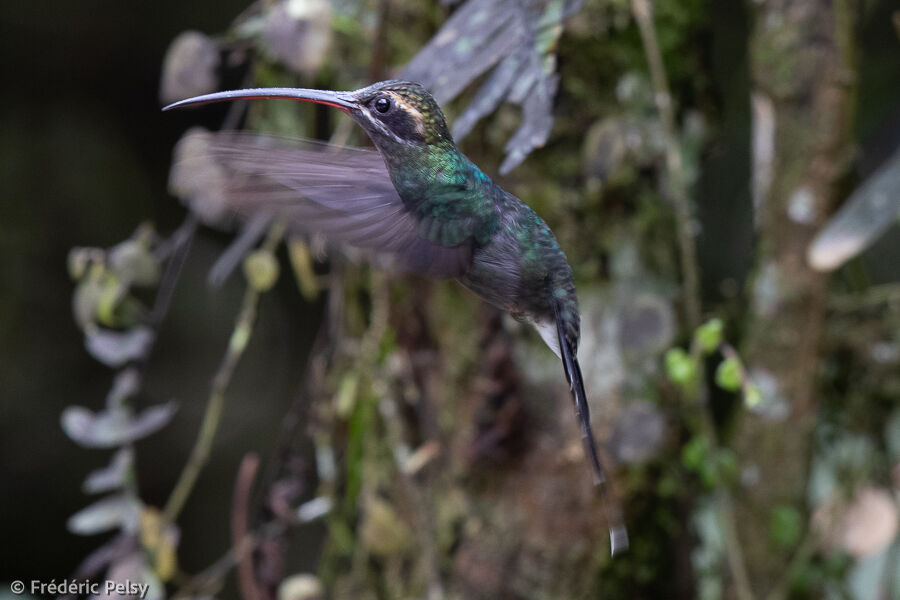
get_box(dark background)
[0,0,325,581]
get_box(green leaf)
[334,374,359,418]
[665,347,697,388]
[770,505,803,548]
[327,516,356,555]
[714,448,738,483]
[342,394,375,519]
[96,274,126,327]
[681,435,710,471]
[695,318,723,354]
[73,277,103,329]
[699,463,718,488]
[715,357,742,392]
[744,384,763,408]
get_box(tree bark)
[733,0,856,594]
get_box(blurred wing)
[169,129,472,279]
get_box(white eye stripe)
[387,93,427,137]
[386,92,419,116]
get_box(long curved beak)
[162,87,357,112]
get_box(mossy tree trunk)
[732,0,856,593]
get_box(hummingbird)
[165,80,627,554]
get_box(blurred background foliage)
[2,0,900,598]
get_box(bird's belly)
[456,217,579,343]
[457,259,521,315]
[457,238,547,319]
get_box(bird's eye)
[374,97,392,114]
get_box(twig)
[163,222,284,522]
[132,215,198,490]
[632,2,753,595]
[232,454,263,600]
[162,282,258,520]
[631,0,701,330]
[686,337,755,600]
[346,273,392,590]
[362,275,445,598]
[360,272,390,360]
[378,386,445,599]
[763,531,818,600]
[173,496,332,599]
[174,529,267,599]
[257,261,345,512]
[715,490,755,600]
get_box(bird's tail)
[554,300,629,556]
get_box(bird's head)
[347,80,452,149]
[163,79,453,152]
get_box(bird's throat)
[379,142,490,207]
